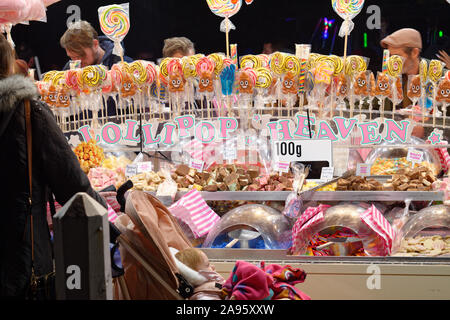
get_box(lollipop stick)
[444,105,447,128]
[225,17,230,59]
[433,85,437,127]
[381,98,385,122]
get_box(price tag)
[356,163,372,177]
[276,162,291,173]
[407,150,424,164]
[136,162,153,173]
[189,158,205,172]
[223,144,237,161]
[125,164,138,177]
[320,167,335,181]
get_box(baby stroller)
[112,188,196,300]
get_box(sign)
[125,164,138,177]
[356,163,372,177]
[276,162,291,173]
[136,161,153,173]
[407,150,424,164]
[273,139,333,164]
[320,167,335,181]
[189,158,205,172]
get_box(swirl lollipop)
[98,3,130,60]
[428,59,445,126]
[332,0,365,37]
[206,0,254,58]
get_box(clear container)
[365,136,441,175]
[202,204,292,249]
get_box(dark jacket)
[62,36,133,71]
[0,75,107,297]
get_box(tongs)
[298,169,356,199]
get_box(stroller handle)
[117,180,134,213]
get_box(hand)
[437,50,450,69]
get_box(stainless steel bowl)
[401,205,450,239]
[202,204,292,249]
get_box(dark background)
[10,0,450,74]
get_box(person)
[380,28,426,138]
[0,34,114,298]
[162,37,195,59]
[60,20,133,70]
[173,247,225,300]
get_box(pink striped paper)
[360,205,396,255]
[168,189,220,238]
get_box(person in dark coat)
[0,34,111,298]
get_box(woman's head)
[0,34,15,79]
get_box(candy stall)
[4,0,450,299]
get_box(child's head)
[175,248,214,272]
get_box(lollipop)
[98,3,130,59]
[344,55,367,78]
[436,79,450,127]
[230,44,238,66]
[386,55,404,78]
[428,60,445,126]
[332,0,365,37]
[208,53,225,75]
[281,72,298,95]
[240,55,261,69]
[255,67,273,89]
[270,52,286,77]
[284,55,301,77]
[237,67,257,95]
[354,71,369,96]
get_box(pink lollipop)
[145,62,157,85]
[196,56,216,75]
[65,69,79,91]
[206,0,242,18]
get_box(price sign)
[320,167,335,181]
[125,164,138,177]
[189,158,205,172]
[275,162,291,173]
[223,142,237,161]
[136,162,153,173]
[356,163,372,177]
[407,150,424,164]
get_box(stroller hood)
[114,191,193,300]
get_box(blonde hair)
[0,34,15,79]
[175,248,204,271]
[162,37,194,58]
[60,21,98,58]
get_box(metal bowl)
[202,204,292,249]
[365,136,441,175]
[292,204,390,256]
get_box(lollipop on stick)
[353,71,369,118]
[374,72,392,122]
[98,3,130,62]
[428,60,445,127]
[385,55,404,119]
[419,59,428,124]
[295,44,311,111]
[436,78,450,128]
[206,0,253,58]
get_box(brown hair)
[175,248,204,271]
[60,21,98,58]
[0,34,15,79]
[162,37,194,58]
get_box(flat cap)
[381,28,422,49]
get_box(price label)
[136,162,153,173]
[276,162,291,173]
[320,167,335,181]
[189,158,205,172]
[223,144,237,161]
[125,164,138,177]
[356,163,372,177]
[407,150,424,164]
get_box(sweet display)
[336,175,383,191]
[73,140,105,173]
[393,236,450,257]
[371,158,438,176]
[382,166,436,191]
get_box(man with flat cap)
[381,28,427,137]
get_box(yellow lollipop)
[419,59,428,83]
[270,52,286,76]
[159,58,171,79]
[307,53,320,70]
[428,59,444,83]
[386,55,404,78]
[130,60,148,86]
[182,57,197,79]
[255,67,273,89]
[345,55,366,77]
[81,65,101,88]
[208,53,225,75]
[284,55,301,77]
[240,55,261,69]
